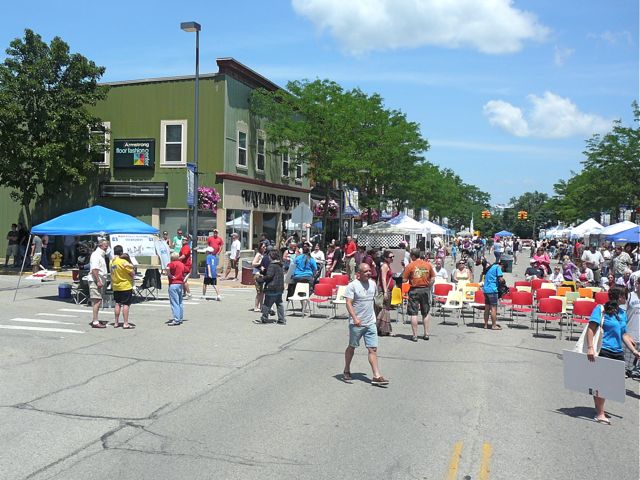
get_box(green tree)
[0,29,108,226]
[508,191,556,239]
[553,102,640,224]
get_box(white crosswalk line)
[0,325,84,334]
[37,313,76,318]
[58,308,111,315]
[8,318,79,325]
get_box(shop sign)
[241,189,301,211]
[114,139,155,168]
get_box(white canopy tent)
[386,213,426,233]
[596,220,637,236]
[419,219,447,235]
[570,218,603,239]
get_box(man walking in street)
[224,232,241,281]
[344,235,357,280]
[343,263,389,386]
[172,228,186,255]
[89,239,109,329]
[403,248,436,342]
[5,223,18,267]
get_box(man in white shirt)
[343,263,389,386]
[626,281,640,376]
[581,245,604,283]
[89,239,109,328]
[224,232,242,281]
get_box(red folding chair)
[509,290,534,326]
[309,283,333,316]
[433,283,454,307]
[535,288,556,302]
[570,300,597,339]
[514,280,532,288]
[531,278,545,291]
[471,289,486,321]
[333,275,349,286]
[318,277,334,285]
[594,291,609,305]
[535,297,563,337]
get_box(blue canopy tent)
[606,225,640,243]
[31,205,158,235]
[15,206,157,301]
[495,230,514,237]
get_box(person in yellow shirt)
[110,245,135,329]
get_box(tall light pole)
[181,21,201,278]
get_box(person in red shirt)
[207,229,224,256]
[344,235,357,280]
[179,237,192,299]
[167,252,185,326]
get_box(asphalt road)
[0,256,638,480]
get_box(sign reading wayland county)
[114,139,155,168]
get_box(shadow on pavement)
[554,406,623,421]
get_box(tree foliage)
[553,101,639,224]
[0,29,108,226]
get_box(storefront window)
[263,213,278,245]
[226,209,250,250]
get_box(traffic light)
[517,210,528,220]
[481,209,491,219]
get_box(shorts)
[483,292,499,306]
[407,287,431,316]
[348,323,378,348]
[6,244,18,258]
[113,289,133,306]
[254,273,264,293]
[230,258,238,268]
[599,348,624,361]
[31,253,42,266]
[204,277,217,286]
[89,278,106,300]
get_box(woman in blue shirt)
[587,287,640,424]
[286,244,317,300]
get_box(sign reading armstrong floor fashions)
[223,178,310,213]
[114,139,155,168]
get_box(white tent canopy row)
[570,218,603,239]
[595,220,637,236]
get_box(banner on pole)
[187,163,196,207]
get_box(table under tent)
[15,206,161,304]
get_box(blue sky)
[2,0,638,204]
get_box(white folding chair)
[331,285,348,319]
[287,282,311,317]
[440,291,464,326]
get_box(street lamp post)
[181,21,201,279]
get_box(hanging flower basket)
[198,186,221,213]
[314,199,339,218]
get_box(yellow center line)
[479,442,493,480]
[445,441,464,480]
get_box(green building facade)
[1,58,311,255]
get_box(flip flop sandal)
[113,323,121,328]
[343,371,352,381]
[91,323,106,329]
[492,325,502,330]
[593,417,611,425]
[122,325,135,329]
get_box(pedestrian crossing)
[0,299,208,336]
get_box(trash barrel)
[500,258,513,273]
[241,260,255,286]
[58,283,72,299]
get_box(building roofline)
[216,58,280,92]
[101,58,281,90]
[216,173,311,193]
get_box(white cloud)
[554,45,574,66]
[589,30,633,46]
[291,0,549,55]
[483,92,613,138]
